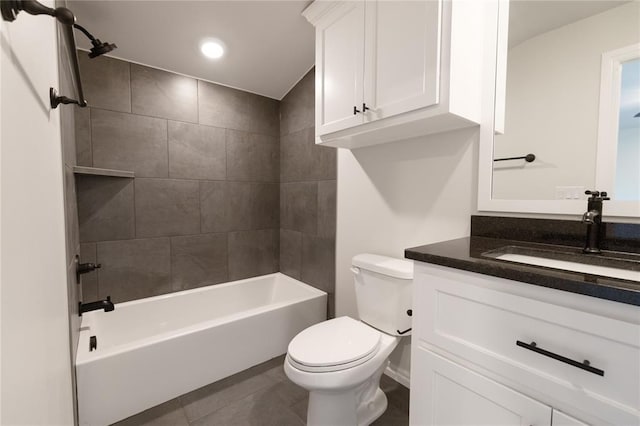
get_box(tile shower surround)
[279,69,337,316]
[75,55,336,311]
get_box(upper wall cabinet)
[309,1,366,135]
[303,0,501,149]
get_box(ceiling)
[69,1,630,98]
[69,1,315,100]
[508,1,628,48]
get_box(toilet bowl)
[284,254,413,426]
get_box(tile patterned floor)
[113,355,409,426]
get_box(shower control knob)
[407,309,412,316]
[77,262,101,275]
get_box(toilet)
[284,254,413,426]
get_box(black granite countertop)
[405,216,640,306]
[405,236,640,306]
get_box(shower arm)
[73,23,96,43]
[1,0,88,108]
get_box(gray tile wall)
[76,60,335,313]
[279,69,337,317]
[76,54,280,303]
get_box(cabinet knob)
[353,106,361,115]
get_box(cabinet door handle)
[362,103,376,113]
[353,106,361,115]
[516,340,604,376]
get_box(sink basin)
[482,246,640,282]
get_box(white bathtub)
[76,273,327,426]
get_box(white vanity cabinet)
[412,349,552,425]
[302,0,501,149]
[553,410,590,426]
[410,262,640,426]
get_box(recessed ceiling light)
[200,40,224,59]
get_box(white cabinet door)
[411,348,552,426]
[315,2,365,135]
[552,410,589,426]
[412,263,640,425]
[363,0,441,121]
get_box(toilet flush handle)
[350,267,361,275]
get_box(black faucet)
[581,190,609,254]
[79,296,114,316]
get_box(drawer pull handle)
[516,340,604,377]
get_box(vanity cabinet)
[553,410,589,426]
[412,349,552,425]
[302,0,501,149]
[410,262,640,426]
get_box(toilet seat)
[287,317,382,373]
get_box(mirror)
[489,1,639,213]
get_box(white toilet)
[284,254,413,426]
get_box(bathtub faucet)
[79,296,115,316]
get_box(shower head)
[88,39,117,58]
[73,23,117,58]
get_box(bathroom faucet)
[79,296,115,316]
[581,190,609,254]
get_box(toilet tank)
[351,254,413,336]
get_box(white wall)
[0,2,75,423]
[493,2,640,200]
[335,127,479,384]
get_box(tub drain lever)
[89,335,97,352]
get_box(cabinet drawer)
[414,267,640,424]
[410,347,552,426]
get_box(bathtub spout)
[79,296,114,316]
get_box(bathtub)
[76,272,327,426]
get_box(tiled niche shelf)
[73,166,134,178]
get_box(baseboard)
[384,365,410,389]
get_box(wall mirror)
[479,0,640,218]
